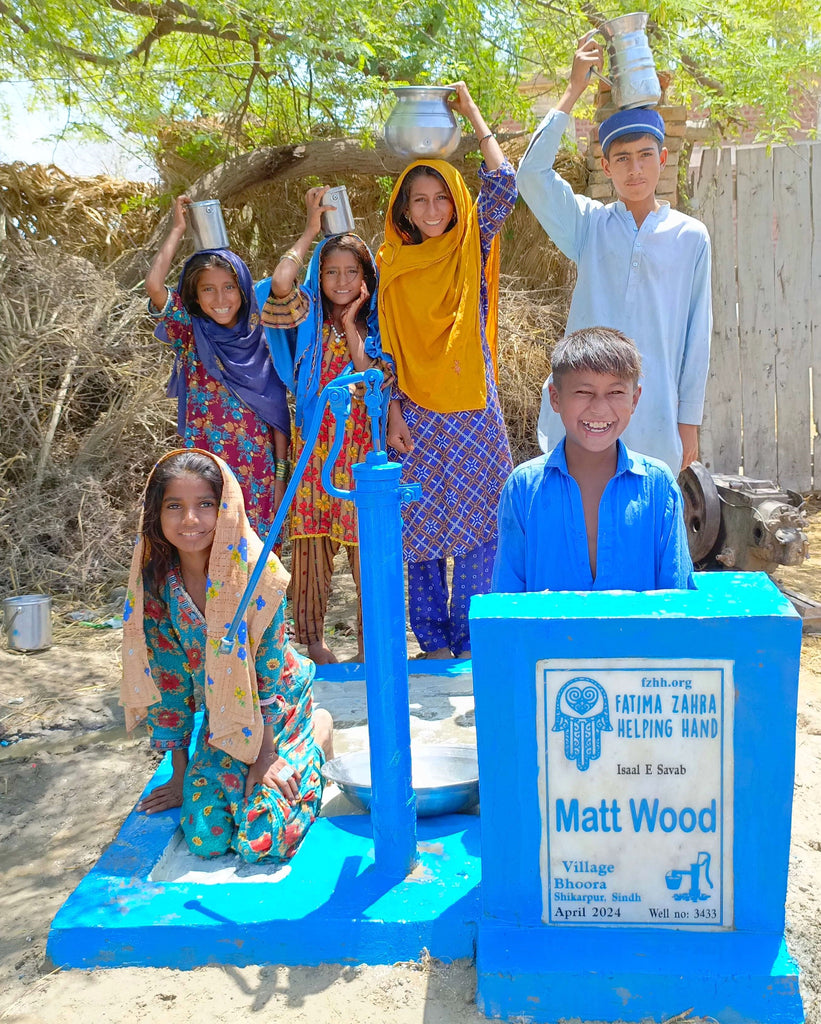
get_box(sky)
[0,82,156,180]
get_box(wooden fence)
[690,141,821,493]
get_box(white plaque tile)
[536,659,734,929]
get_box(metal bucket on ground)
[3,594,52,651]
[187,200,230,251]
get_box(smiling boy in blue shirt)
[492,326,694,593]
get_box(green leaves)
[1,0,818,162]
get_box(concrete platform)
[47,663,481,970]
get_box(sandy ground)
[1,538,820,1023]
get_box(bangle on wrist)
[477,132,496,146]
[275,458,292,482]
[279,249,304,270]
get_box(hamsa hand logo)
[553,676,612,771]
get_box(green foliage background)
[1,0,819,170]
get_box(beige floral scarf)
[120,448,290,764]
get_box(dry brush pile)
[0,154,583,601]
[0,162,158,266]
[0,238,176,600]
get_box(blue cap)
[599,107,666,155]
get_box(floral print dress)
[143,570,324,862]
[152,290,280,534]
[266,287,377,545]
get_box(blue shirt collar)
[612,199,671,224]
[545,437,647,478]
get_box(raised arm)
[447,81,504,171]
[145,195,190,310]
[269,186,329,299]
[555,33,604,116]
[516,37,605,263]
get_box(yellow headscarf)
[120,449,291,764]
[377,160,501,414]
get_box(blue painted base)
[47,804,480,970]
[476,924,804,1024]
[470,575,805,1024]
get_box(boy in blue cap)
[492,326,694,593]
[517,35,712,475]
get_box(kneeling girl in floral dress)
[120,448,333,863]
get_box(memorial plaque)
[536,658,734,929]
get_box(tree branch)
[0,0,119,65]
[228,39,260,136]
[2,0,391,79]
[114,132,525,288]
[129,18,178,59]
[107,0,204,20]
[678,52,726,96]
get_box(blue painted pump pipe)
[351,450,420,876]
[222,367,420,878]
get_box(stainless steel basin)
[322,744,479,817]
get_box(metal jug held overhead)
[589,12,662,111]
[187,199,230,251]
[320,185,356,236]
[384,86,462,161]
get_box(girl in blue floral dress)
[121,449,333,862]
[146,196,291,534]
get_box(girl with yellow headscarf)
[377,82,517,659]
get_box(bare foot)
[313,707,335,760]
[308,640,339,665]
[454,650,471,659]
[416,647,452,660]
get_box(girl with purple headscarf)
[145,195,291,534]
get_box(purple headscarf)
[156,248,290,438]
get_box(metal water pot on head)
[320,186,356,236]
[589,12,662,110]
[383,86,462,161]
[187,199,230,251]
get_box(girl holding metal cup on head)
[378,81,517,660]
[144,196,291,534]
[258,186,391,665]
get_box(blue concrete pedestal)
[470,573,804,1024]
[477,925,802,1023]
[47,805,480,970]
[48,657,480,971]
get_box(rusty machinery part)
[709,473,808,573]
[677,461,721,563]
[677,463,809,574]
